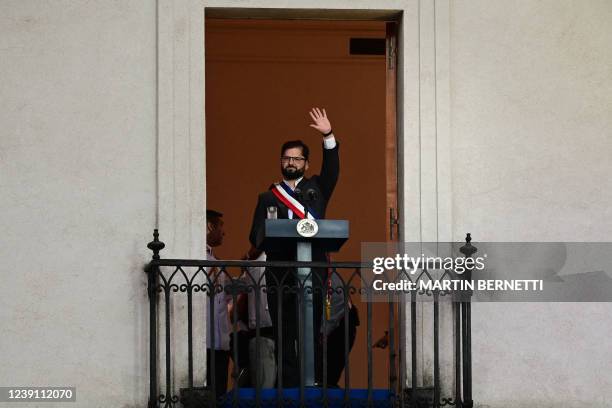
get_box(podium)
[256,219,349,386]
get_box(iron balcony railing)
[145,230,475,408]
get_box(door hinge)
[387,37,397,70]
[389,208,399,240]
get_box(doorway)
[205,16,399,389]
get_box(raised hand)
[308,107,332,135]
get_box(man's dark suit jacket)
[248,143,340,263]
[247,142,339,386]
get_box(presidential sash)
[270,182,318,220]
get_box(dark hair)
[281,140,309,161]
[206,209,223,225]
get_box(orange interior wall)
[205,19,390,388]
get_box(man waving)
[246,108,340,387]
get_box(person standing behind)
[229,252,276,388]
[205,209,232,397]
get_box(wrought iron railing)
[145,230,475,408]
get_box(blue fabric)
[220,387,393,407]
[276,181,320,219]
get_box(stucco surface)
[450,1,612,406]
[0,1,156,406]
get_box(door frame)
[155,3,420,259]
[155,0,452,392]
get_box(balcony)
[145,230,475,408]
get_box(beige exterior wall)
[449,1,612,407]
[0,1,157,407]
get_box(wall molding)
[156,0,452,391]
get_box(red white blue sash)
[270,182,318,220]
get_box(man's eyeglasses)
[280,156,306,164]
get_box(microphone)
[306,189,319,202]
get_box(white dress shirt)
[240,252,273,330]
[206,246,232,351]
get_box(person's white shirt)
[206,245,232,351]
[241,252,273,330]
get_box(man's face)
[207,218,225,247]
[280,147,309,180]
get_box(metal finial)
[147,229,165,260]
[460,233,477,258]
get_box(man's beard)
[281,165,305,180]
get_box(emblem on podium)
[296,218,319,238]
